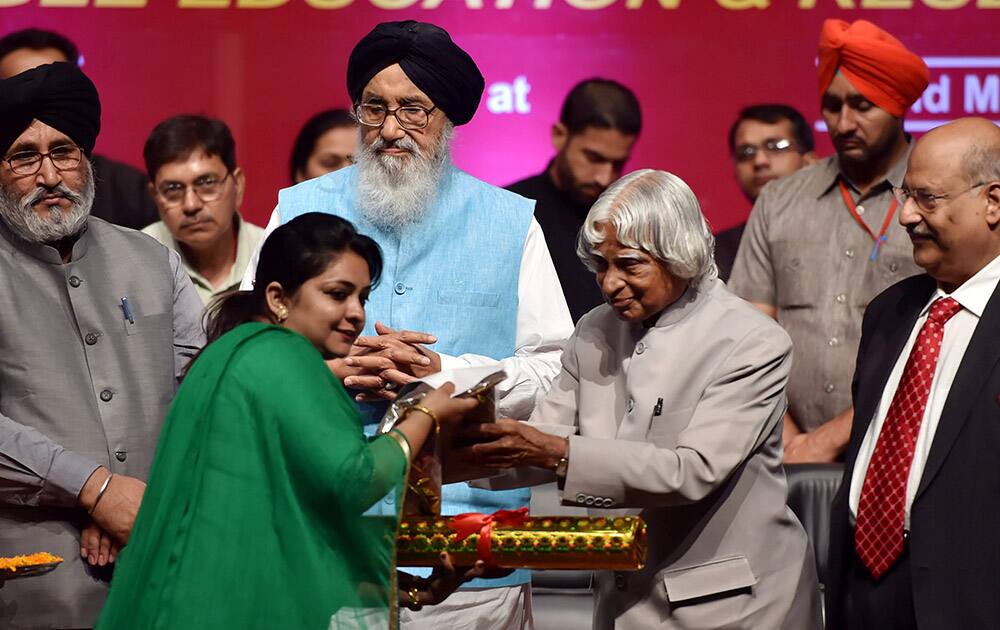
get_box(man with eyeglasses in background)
[0,63,204,629]
[243,21,571,628]
[729,19,926,463]
[142,115,264,306]
[714,104,815,282]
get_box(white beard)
[0,159,95,244]
[354,123,453,231]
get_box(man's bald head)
[939,118,1000,186]
[899,118,1000,289]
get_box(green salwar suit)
[98,323,406,629]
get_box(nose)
[834,104,858,136]
[594,163,615,189]
[181,186,203,215]
[897,195,921,228]
[752,149,771,168]
[34,154,62,188]
[346,296,366,327]
[380,115,406,143]
[599,269,625,298]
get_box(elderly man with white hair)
[459,169,822,629]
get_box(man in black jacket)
[827,117,1000,630]
[507,78,640,322]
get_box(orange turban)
[818,19,929,118]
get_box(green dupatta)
[97,323,406,629]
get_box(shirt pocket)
[121,311,171,339]
[771,240,823,310]
[436,289,501,309]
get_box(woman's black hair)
[204,213,383,344]
[289,109,356,183]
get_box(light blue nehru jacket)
[279,164,534,587]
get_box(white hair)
[0,158,95,244]
[577,169,717,282]
[354,122,454,231]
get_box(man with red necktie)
[826,117,1000,629]
[729,19,928,463]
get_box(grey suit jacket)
[514,278,821,629]
[0,218,204,629]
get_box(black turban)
[0,62,101,156]
[347,21,484,126]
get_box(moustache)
[26,184,85,207]
[368,135,420,156]
[833,133,863,146]
[907,223,937,240]
[179,217,210,229]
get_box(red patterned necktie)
[855,296,962,579]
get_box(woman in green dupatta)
[97,213,481,629]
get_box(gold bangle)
[409,404,440,433]
[387,429,412,461]
[407,586,422,610]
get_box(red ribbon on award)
[450,507,529,566]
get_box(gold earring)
[276,306,288,323]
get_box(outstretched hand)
[418,382,480,431]
[456,419,567,470]
[399,552,513,610]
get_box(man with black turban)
[0,27,160,230]
[729,19,925,464]
[0,62,204,629]
[243,21,573,628]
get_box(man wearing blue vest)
[243,21,573,629]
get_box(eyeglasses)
[156,171,233,206]
[4,144,83,176]
[892,182,987,212]
[734,138,795,162]
[355,103,437,131]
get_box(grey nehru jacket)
[728,149,922,432]
[0,217,204,629]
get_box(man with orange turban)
[729,20,926,463]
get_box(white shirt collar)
[926,252,1000,319]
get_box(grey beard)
[0,160,95,244]
[354,123,453,231]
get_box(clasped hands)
[334,322,442,401]
[77,467,146,567]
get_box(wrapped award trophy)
[378,367,648,572]
[396,514,647,571]
[377,366,505,515]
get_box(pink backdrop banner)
[1,3,997,228]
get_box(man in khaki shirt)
[729,19,928,462]
[142,115,264,306]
